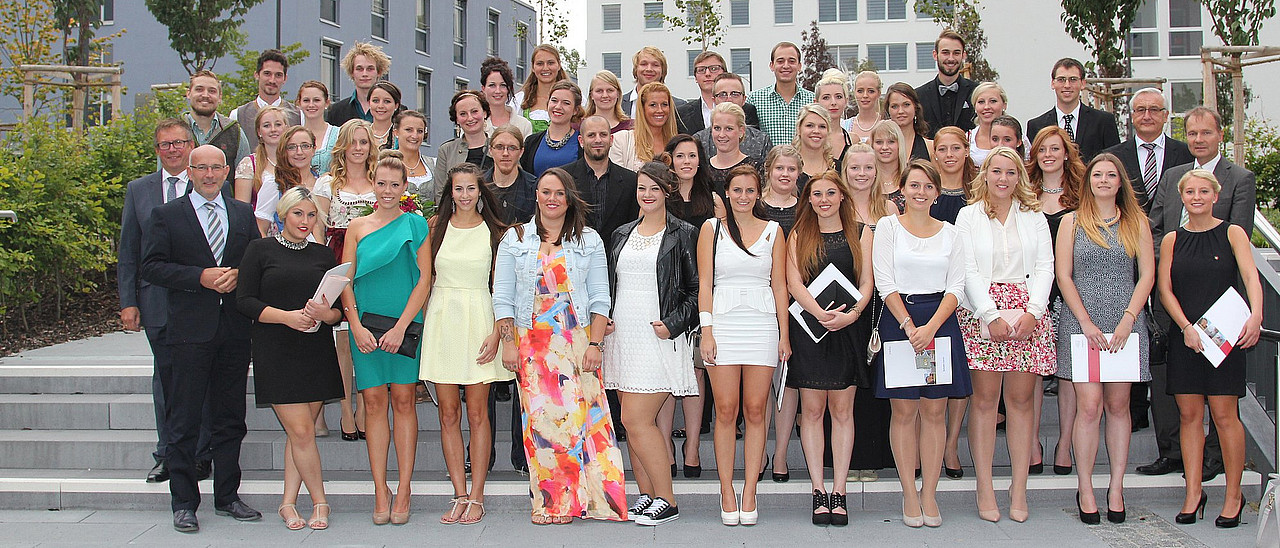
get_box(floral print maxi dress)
[516,250,627,521]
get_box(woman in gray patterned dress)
[1053,153,1154,524]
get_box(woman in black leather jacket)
[603,157,700,525]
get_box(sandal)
[441,496,467,524]
[554,515,572,525]
[308,502,330,530]
[458,500,485,525]
[278,503,305,531]
[531,513,554,525]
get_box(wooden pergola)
[19,64,123,132]
[1083,77,1168,113]
[1200,45,1280,162]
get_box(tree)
[144,0,265,74]
[916,0,1000,81]
[0,0,63,110]
[527,1,583,77]
[799,21,836,92]
[660,0,725,51]
[1059,0,1143,79]
[220,43,310,114]
[1201,0,1273,132]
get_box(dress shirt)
[989,214,1027,283]
[189,191,229,257]
[872,215,966,300]
[161,169,190,203]
[1137,133,1167,178]
[701,99,714,128]
[1195,153,1221,174]
[746,84,816,149]
[1056,103,1081,136]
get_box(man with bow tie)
[915,30,978,139]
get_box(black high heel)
[681,440,701,478]
[1076,492,1100,525]
[828,492,848,526]
[1175,492,1208,525]
[1029,442,1044,475]
[811,490,830,526]
[757,455,769,482]
[1215,493,1246,528]
[1106,489,1125,524]
[944,466,963,479]
[772,453,789,483]
[341,430,359,441]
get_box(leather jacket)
[607,212,700,339]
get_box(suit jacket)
[1026,104,1121,162]
[676,98,761,135]
[118,171,171,328]
[140,194,258,345]
[1149,157,1256,247]
[1102,136,1194,212]
[915,75,978,138]
[561,158,640,256]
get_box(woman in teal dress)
[340,150,432,526]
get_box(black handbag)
[360,312,423,359]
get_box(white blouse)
[954,203,1054,323]
[988,212,1026,284]
[872,215,966,300]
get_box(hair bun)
[379,149,404,161]
[655,151,673,166]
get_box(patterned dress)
[516,250,628,521]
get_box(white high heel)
[739,493,758,526]
[720,493,740,526]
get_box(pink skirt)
[957,282,1056,375]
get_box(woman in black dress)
[236,187,346,531]
[1158,169,1263,528]
[786,171,874,526]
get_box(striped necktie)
[203,202,225,265]
[1141,143,1159,198]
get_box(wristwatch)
[589,341,605,350]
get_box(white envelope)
[1070,333,1141,382]
[304,262,352,333]
[1192,287,1250,368]
[884,337,953,389]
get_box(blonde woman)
[814,69,854,164]
[610,82,677,171]
[515,45,570,134]
[584,70,634,133]
[967,82,1014,167]
[847,71,883,143]
[793,105,837,181]
[871,121,911,213]
[234,106,289,209]
[705,102,756,193]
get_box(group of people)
[117,31,1262,534]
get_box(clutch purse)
[360,312,423,359]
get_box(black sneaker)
[628,494,653,520]
[635,497,678,526]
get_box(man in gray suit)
[1141,105,1255,480]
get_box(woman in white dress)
[698,164,790,526]
[604,159,700,526]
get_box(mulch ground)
[0,279,121,357]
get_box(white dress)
[708,218,780,367]
[603,228,698,395]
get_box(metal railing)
[1246,208,1280,475]
[0,211,14,222]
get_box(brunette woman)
[234,106,288,207]
[395,111,436,200]
[367,81,404,150]
[480,57,534,138]
[435,90,493,197]
[297,80,339,174]
[515,44,570,134]
[930,127,975,224]
[520,80,584,178]
[255,126,318,237]
[884,82,933,161]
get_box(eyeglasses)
[491,144,522,152]
[285,143,316,152]
[694,65,725,75]
[1053,76,1083,85]
[1133,107,1167,116]
[156,139,192,151]
[713,91,744,100]
[189,164,227,172]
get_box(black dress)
[786,231,872,390]
[762,201,798,236]
[930,188,967,224]
[1165,223,1247,396]
[236,238,346,406]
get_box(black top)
[1166,222,1246,396]
[930,188,967,224]
[465,146,488,168]
[607,213,701,338]
[909,133,932,161]
[1026,104,1121,162]
[786,229,872,390]
[485,167,538,226]
[705,155,759,197]
[560,159,640,258]
[324,94,372,127]
[677,98,763,135]
[762,200,799,235]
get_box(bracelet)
[1123,309,1138,322]
[1180,323,1192,333]
[899,317,913,330]
[699,311,714,327]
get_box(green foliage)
[1201,0,1275,46]
[1245,118,1280,209]
[1059,0,1143,78]
[0,0,122,117]
[220,42,311,115]
[916,0,999,81]
[661,0,725,51]
[144,0,265,74]
[799,21,836,92]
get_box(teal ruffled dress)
[350,213,430,390]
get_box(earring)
[477,200,483,213]
[451,201,457,212]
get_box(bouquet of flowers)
[359,194,437,218]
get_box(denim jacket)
[493,221,612,328]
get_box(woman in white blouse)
[872,159,973,528]
[954,146,1056,523]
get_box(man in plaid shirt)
[746,42,814,148]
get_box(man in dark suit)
[677,50,760,135]
[1140,106,1254,480]
[1026,58,1121,161]
[1102,88,1194,212]
[915,29,978,138]
[620,46,688,118]
[141,145,262,533]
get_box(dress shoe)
[1106,490,1126,524]
[215,500,263,521]
[1201,460,1224,482]
[494,381,512,402]
[1136,457,1182,476]
[1215,493,1246,528]
[1175,492,1208,524]
[195,460,213,481]
[146,462,169,483]
[1076,493,1100,525]
[173,509,199,533]
[828,492,848,527]
[944,466,964,479]
[811,490,830,526]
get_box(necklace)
[1042,186,1064,194]
[373,125,391,143]
[275,234,307,250]
[853,114,880,133]
[545,128,573,150]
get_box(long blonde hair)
[328,119,377,194]
[792,104,835,171]
[250,106,288,195]
[634,82,678,163]
[584,70,630,122]
[970,146,1040,217]
[840,143,890,223]
[1074,152,1144,256]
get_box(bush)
[1245,118,1280,209]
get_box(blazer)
[607,213,700,338]
[954,203,1055,323]
[676,98,761,135]
[117,171,170,328]
[1026,104,1121,162]
[1149,157,1256,247]
[140,194,258,345]
[561,158,641,254]
[915,75,978,138]
[492,221,610,328]
[1102,136,1194,212]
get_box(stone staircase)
[0,331,1262,512]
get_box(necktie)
[1140,143,1159,198]
[1062,113,1076,142]
[165,176,179,203]
[938,82,959,96]
[204,202,225,265]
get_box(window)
[867,43,908,71]
[818,0,857,23]
[488,10,500,56]
[602,4,621,31]
[321,0,338,24]
[372,0,388,40]
[1133,0,1157,28]
[1168,30,1202,57]
[774,0,793,24]
[1129,32,1160,58]
[1169,0,1201,28]
[602,52,622,76]
[1168,0,1202,58]
[828,45,859,72]
[730,0,750,25]
[516,22,529,81]
[730,47,751,74]
[321,40,342,101]
[100,0,114,24]
[456,78,470,92]
[916,42,935,70]
[416,1,430,53]
[868,0,908,21]
[454,0,467,65]
[916,0,950,19]
[644,2,663,29]
[416,68,432,143]
[1170,81,1203,113]
[687,50,700,78]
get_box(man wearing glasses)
[694,73,773,166]
[677,51,761,135]
[1026,57,1120,161]
[1103,88,1193,212]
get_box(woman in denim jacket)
[492,167,628,525]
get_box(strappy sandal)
[440,496,467,524]
[308,502,330,530]
[278,503,305,531]
[458,499,485,525]
[531,513,554,525]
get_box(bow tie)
[939,83,959,95]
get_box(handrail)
[1249,208,1280,476]
[1256,209,1280,250]
[0,210,15,222]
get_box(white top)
[607,129,644,171]
[988,212,1027,283]
[483,105,535,140]
[872,215,966,299]
[312,174,377,229]
[954,203,1054,322]
[709,218,780,315]
[1195,152,1221,174]
[253,171,281,222]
